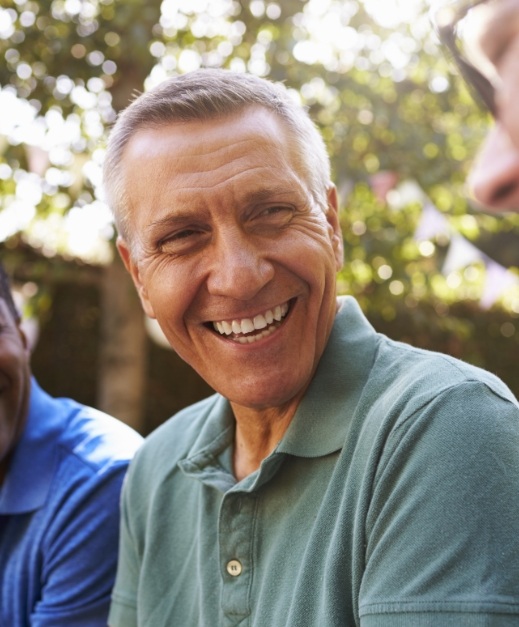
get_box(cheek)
[498,37,519,149]
[144,264,200,325]
[502,93,519,152]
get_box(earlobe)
[325,185,344,271]
[116,236,156,319]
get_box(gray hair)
[103,68,332,246]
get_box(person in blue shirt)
[0,262,143,626]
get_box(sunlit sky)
[0,0,429,263]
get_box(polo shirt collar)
[276,296,378,458]
[0,379,60,515]
[180,296,379,490]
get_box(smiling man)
[105,69,519,626]
[0,263,143,626]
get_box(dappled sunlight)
[364,0,423,29]
[1,0,518,322]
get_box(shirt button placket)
[219,493,255,623]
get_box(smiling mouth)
[211,301,291,344]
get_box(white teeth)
[241,319,254,333]
[212,302,290,339]
[253,314,267,329]
[236,324,278,344]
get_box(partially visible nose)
[468,123,519,212]
[206,228,275,300]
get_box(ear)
[325,185,344,271]
[116,236,156,319]
[18,325,30,354]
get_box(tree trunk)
[95,0,162,433]
[97,253,147,433]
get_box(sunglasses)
[432,0,497,116]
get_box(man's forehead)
[127,107,287,154]
[123,110,298,194]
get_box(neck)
[231,401,299,481]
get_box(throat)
[231,403,296,480]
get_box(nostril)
[491,180,519,204]
[469,123,519,212]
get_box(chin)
[226,381,307,413]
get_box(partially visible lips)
[207,299,293,344]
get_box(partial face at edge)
[0,300,31,475]
[468,0,519,211]
[117,107,343,412]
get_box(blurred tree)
[1,0,519,425]
[0,0,163,430]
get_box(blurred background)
[1,0,518,435]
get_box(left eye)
[158,228,208,255]
[169,229,198,240]
[263,205,290,215]
[255,205,295,224]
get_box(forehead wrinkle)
[154,169,305,219]
[178,164,290,192]
[177,136,268,160]
[173,137,286,173]
[142,137,291,199]
[128,125,282,162]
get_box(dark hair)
[0,263,21,322]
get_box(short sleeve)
[359,380,519,625]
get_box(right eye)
[158,228,208,255]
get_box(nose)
[206,228,275,300]
[468,123,519,212]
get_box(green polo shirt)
[109,296,519,626]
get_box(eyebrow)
[240,186,298,205]
[147,186,299,230]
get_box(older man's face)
[468,0,519,210]
[0,300,31,476]
[117,106,343,413]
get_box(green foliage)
[1,0,519,393]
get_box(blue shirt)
[109,297,519,626]
[0,379,143,627]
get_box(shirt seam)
[360,600,519,615]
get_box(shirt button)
[226,559,243,577]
